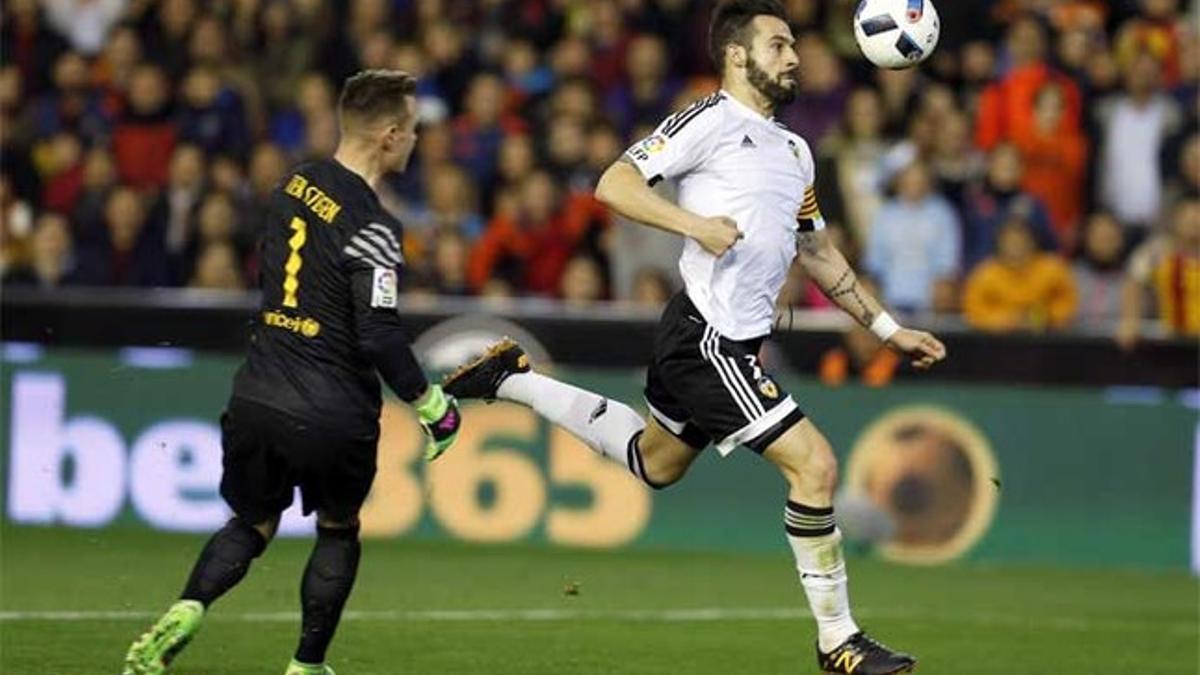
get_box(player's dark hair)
[708,0,788,70]
[337,69,417,127]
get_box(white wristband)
[869,312,901,342]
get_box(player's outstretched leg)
[764,422,916,675]
[123,516,272,675]
[444,338,682,488]
[286,519,361,675]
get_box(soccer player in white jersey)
[446,1,944,672]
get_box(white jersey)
[625,90,825,340]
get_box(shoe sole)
[442,337,523,397]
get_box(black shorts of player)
[219,397,378,525]
[645,292,806,456]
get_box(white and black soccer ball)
[853,0,941,69]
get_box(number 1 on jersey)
[282,216,307,308]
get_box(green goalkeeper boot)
[284,659,337,675]
[122,600,204,675]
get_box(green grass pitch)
[1,526,1196,674]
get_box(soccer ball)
[853,0,941,69]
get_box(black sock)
[180,518,268,607]
[295,525,362,665]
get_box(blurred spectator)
[1012,83,1088,242]
[71,146,118,237]
[960,40,999,111]
[3,212,79,287]
[270,71,335,154]
[817,87,889,246]
[560,254,606,305]
[30,51,112,142]
[1,0,71,96]
[1073,212,1128,329]
[874,67,918,139]
[452,73,528,189]
[176,67,251,158]
[502,37,555,107]
[152,144,206,258]
[240,142,289,249]
[548,35,593,82]
[421,20,477,114]
[961,144,1059,272]
[929,110,985,216]
[43,0,127,56]
[1164,132,1200,210]
[584,122,624,185]
[0,174,35,276]
[865,162,961,314]
[253,0,316,115]
[403,162,485,265]
[112,63,176,190]
[429,229,470,296]
[140,0,197,81]
[630,267,673,308]
[356,31,397,72]
[425,162,484,238]
[779,34,849,146]
[190,241,245,290]
[303,109,340,160]
[0,66,39,201]
[92,25,143,98]
[496,133,537,193]
[1095,51,1185,237]
[1173,22,1199,113]
[1118,198,1200,347]
[468,170,597,295]
[547,77,600,124]
[39,132,86,215]
[1085,42,1123,99]
[206,154,246,199]
[1114,0,1184,86]
[192,191,240,255]
[1055,27,1094,93]
[545,114,591,191]
[77,186,168,286]
[586,0,632,94]
[605,34,680,136]
[975,16,1083,152]
[963,216,1079,332]
[877,108,940,190]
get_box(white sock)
[785,503,859,653]
[497,371,651,482]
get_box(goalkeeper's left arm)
[351,268,460,460]
[794,229,947,370]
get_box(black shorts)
[645,293,806,455]
[219,397,378,524]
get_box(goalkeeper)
[122,70,460,675]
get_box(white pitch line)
[0,607,1194,636]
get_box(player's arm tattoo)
[795,231,879,327]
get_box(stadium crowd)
[0,0,1197,345]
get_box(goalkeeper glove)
[414,384,461,461]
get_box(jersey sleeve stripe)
[661,93,724,138]
[343,242,395,269]
[356,230,401,261]
[365,223,402,252]
[352,232,402,266]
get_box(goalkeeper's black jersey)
[232,159,419,437]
